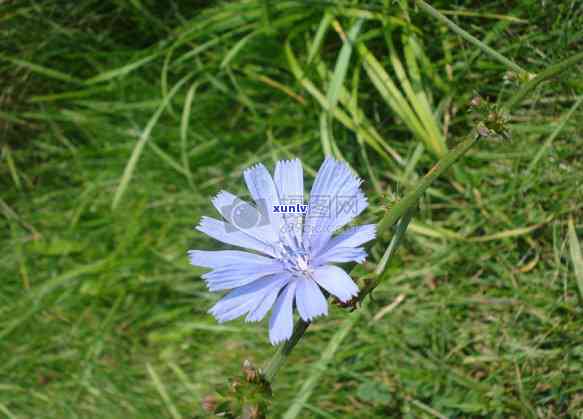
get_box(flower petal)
[313,247,368,265]
[196,216,276,257]
[274,159,304,245]
[295,277,328,321]
[243,163,284,241]
[312,265,359,302]
[246,273,292,322]
[203,260,284,291]
[322,224,376,251]
[211,190,279,243]
[269,280,297,344]
[313,224,375,265]
[274,159,304,202]
[188,250,274,269]
[209,273,290,323]
[302,158,336,248]
[303,158,367,254]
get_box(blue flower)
[188,158,375,344]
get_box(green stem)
[263,319,310,382]
[377,133,480,233]
[414,0,528,76]
[504,51,583,111]
[358,206,417,302]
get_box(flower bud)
[470,96,483,108]
[201,394,218,413]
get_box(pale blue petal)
[310,189,367,254]
[209,273,289,322]
[295,277,328,321]
[203,260,284,291]
[211,190,279,243]
[188,250,273,269]
[246,273,292,322]
[312,196,368,254]
[269,280,297,345]
[274,159,304,202]
[302,158,337,249]
[312,224,375,265]
[274,159,304,245]
[303,158,367,254]
[313,247,367,265]
[326,193,368,234]
[313,265,359,302]
[243,163,284,241]
[196,216,276,257]
[323,224,376,250]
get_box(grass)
[1,0,582,417]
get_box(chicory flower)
[188,158,375,344]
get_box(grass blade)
[146,363,183,419]
[356,40,431,150]
[286,40,395,164]
[322,19,363,158]
[0,53,82,84]
[308,11,334,64]
[527,95,583,174]
[181,82,199,188]
[327,19,363,117]
[568,217,583,302]
[112,73,192,209]
[282,310,363,419]
[221,31,257,68]
[85,54,157,84]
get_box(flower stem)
[414,0,529,77]
[377,133,480,233]
[358,206,417,302]
[263,319,310,383]
[503,51,583,112]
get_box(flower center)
[276,243,312,276]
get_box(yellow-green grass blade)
[321,19,364,158]
[314,59,404,165]
[327,19,363,117]
[356,41,429,146]
[385,33,444,155]
[286,40,396,164]
[568,217,583,302]
[402,32,447,155]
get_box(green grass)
[1,0,582,417]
